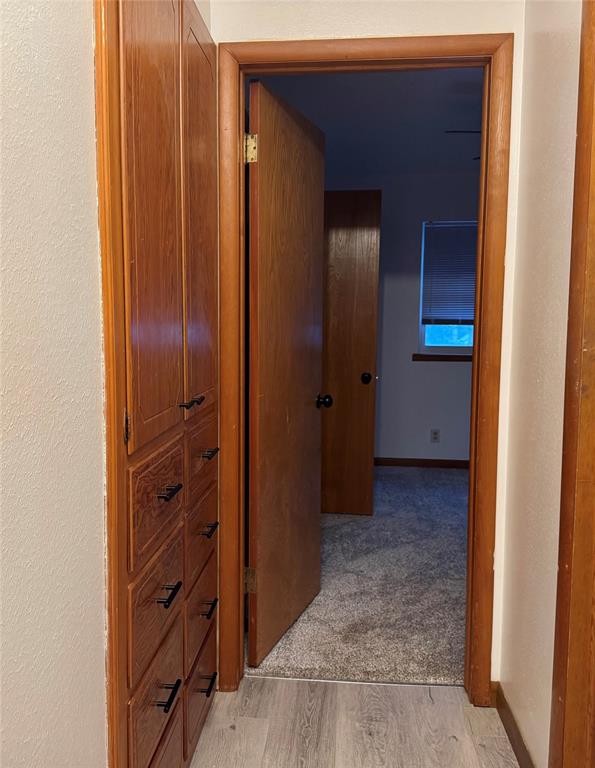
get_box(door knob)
[316,393,333,409]
[361,372,373,384]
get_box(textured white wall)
[212,0,525,699]
[499,2,582,766]
[0,2,107,767]
[371,171,477,460]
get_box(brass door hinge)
[244,566,256,594]
[244,133,257,164]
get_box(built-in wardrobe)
[97,0,219,765]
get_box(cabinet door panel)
[121,0,184,451]
[181,0,218,419]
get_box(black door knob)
[316,393,334,409]
[361,372,373,384]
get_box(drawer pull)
[178,395,206,410]
[196,673,217,699]
[199,521,219,539]
[156,483,183,502]
[201,447,219,460]
[155,678,182,713]
[156,581,183,609]
[199,598,218,620]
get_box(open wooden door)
[248,82,325,666]
[322,190,381,516]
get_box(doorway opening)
[243,68,481,687]
[218,35,513,707]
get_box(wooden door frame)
[218,33,514,706]
[549,2,595,765]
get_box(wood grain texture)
[94,0,129,762]
[128,435,185,572]
[218,35,513,704]
[129,617,184,768]
[150,702,184,768]
[248,82,325,666]
[186,406,218,503]
[185,622,217,760]
[181,0,218,420]
[185,550,217,676]
[191,677,519,768]
[120,0,184,451]
[185,483,218,592]
[129,527,184,688]
[465,35,513,706]
[218,42,246,692]
[322,191,381,517]
[97,1,220,762]
[549,3,595,766]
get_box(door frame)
[218,33,514,706]
[549,2,595,764]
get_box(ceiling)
[256,68,484,175]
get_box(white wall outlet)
[430,428,441,443]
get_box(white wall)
[498,2,582,767]
[0,2,107,766]
[371,171,477,460]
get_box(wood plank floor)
[191,677,519,767]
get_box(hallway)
[246,467,468,685]
[191,676,519,767]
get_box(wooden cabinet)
[182,0,218,420]
[120,0,184,452]
[111,0,219,765]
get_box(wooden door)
[121,0,184,452]
[248,82,325,666]
[322,191,381,516]
[181,0,218,420]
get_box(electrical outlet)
[430,429,440,443]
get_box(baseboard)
[493,682,535,768]
[374,457,470,469]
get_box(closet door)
[181,0,218,419]
[121,0,184,452]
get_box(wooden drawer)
[129,437,184,571]
[185,550,217,675]
[149,701,183,768]
[186,408,218,503]
[129,618,183,768]
[184,622,217,760]
[186,484,218,591]
[129,529,184,688]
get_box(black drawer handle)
[199,521,219,539]
[199,598,218,620]
[201,447,220,461]
[197,673,217,698]
[155,678,182,713]
[156,483,183,502]
[179,395,206,410]
[156,581,183,609]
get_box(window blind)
[421,221,477,325]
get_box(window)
[419,220,477,353]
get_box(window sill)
[412,353,473,362]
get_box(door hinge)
[244,566,256,594]
[123,410,130,445]
[244,133,258,164]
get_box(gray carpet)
[246,467,468,686]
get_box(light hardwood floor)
[191,677,519,767]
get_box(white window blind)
[421,221,477,325]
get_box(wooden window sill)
[412,353,473,362]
